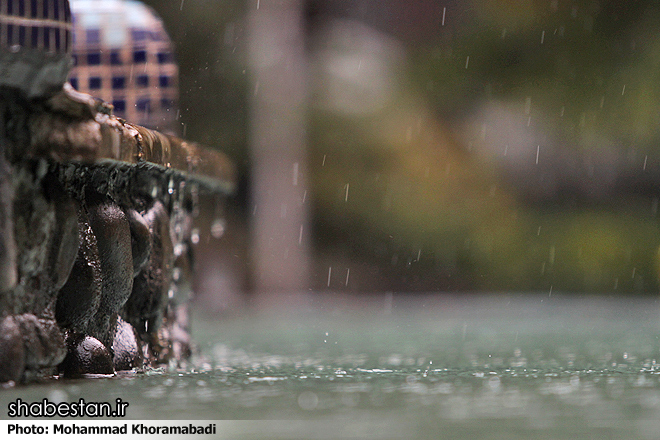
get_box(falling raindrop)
[549,245,555,264]
[536,145,540,165]
[441,7,446,26]
[292,162,299,186]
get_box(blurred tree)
[143,0,660,294]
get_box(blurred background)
[131,0,660,306]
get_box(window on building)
[110,51,122,65]
[87,52,101,65]
[112,100,126,112]
[157,52,172,64]
[86,28,100,45]
[112,76,126,89]
[89,77,101,89]
[133,50,147,63]
[136,75,149,87]
[136,98,151,112]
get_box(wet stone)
[124,200,173,340]
[55,207,102,332]
[0,316,25,383]
[111,316,142,371]
[43,175,79,293]
[59,331,114,378]
[12,314,67,382]
[12,163,61,314]
[127,208,151,277]
[0,62,233,382]
[85,194,134,347]
[0,152,16,294]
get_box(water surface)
[3,293,660,439]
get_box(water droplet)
[298,391,318,410]
[173,243,186,257]
[211,219,226,238]
[190,228,200,244]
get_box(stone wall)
[0,86,234,383]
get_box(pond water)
[2,293,660,439]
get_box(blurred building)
[0,0,73,98]
[68,0,178,134]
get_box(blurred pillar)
[247,0,310,292]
